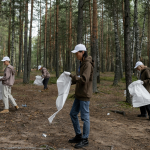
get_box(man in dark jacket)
[67,44,94,149]
[134,61,150,119]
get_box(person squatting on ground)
[134,61,150,119]
[0,56,19,113]
[38,65,50,92]
[67,44,94,148]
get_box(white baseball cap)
[71,44,87,53]
[1,56,10,62]
[38,65,42,70]
[134,61,144,69]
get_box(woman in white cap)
[38,65,50,92]
[134,61,150,119]
[67,44,94,148]
[0,56,19,113]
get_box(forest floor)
[0,70,150,150]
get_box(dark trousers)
[43,78,49,89]
[140,104,150,116]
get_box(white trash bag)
[128,80,150,107]
[33,75,44,86]
[48,71,71,123]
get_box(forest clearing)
[0,70,149,150]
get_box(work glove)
[141,81,144,84]
[64,71,71,76]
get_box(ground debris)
[110,110,126,116]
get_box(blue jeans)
[43,78,49,89]
[70,98,90,139]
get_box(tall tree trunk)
[52,5,56,70]
[27,0,34,82]
[68,0,72,72]
[140,6,147,57]
[8,0,11,57]
[11,0,15,66]
[76,0,83,75]
[56,0,59,78]
[134,0,140,62]
[23,0,28,84]
[101,3,104,73]
[92,0,98,93]
[148,2,150,67]
[39,0,41,65]
[17,0,23,77]
[49,0,52,72]
[124,0,132,104]
[44,0,47,67]
[113,5,121,86]
[89,0,92,55]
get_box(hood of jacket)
[8,65,16,75]
[81,56,94,68]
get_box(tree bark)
[49,0,52,72]
[56,0,59,78]
[17,0,23,77]
[134,0,140,62]
[11,0,15,66]
[89,0,92,55]
[76,0,83,75]
[101,3,104,73]
[8,0,11,57]
[44,0,47,67]
[68,0,72,72]
[124,0,132,104]
[23,0,28,84]
[92,0,98,93]
[39,0,41,65]
[27,0,34,82]
[113,5,121,86]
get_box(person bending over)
[38,65,50,92]
[0,56,19,113]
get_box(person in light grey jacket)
[38,65,50,92]
[0,56,19,113]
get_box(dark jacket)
[42,67,50,79]
[141,67,150,93]
[0,65,15,87]
[70,56,94,101]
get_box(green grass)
[117,101,132,108]
[121,75,137,83]
[48,77,58,84]
[100,76,114,82]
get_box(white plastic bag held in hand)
[48,71,71,123]
[128,80,150,107]
[33,75,44,86]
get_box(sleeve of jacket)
[0,68,11,81]
[143,69,150,84]
[70,63,91,85]
[42,69,47,78]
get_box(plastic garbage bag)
[33,75,44,86]
[48,71,71,123]
[128,80,150,107]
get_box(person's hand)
[64,71,71,76]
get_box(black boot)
[137,114,147,117]
[68,134,82,143]
[74,138,89,149]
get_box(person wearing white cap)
[67,44,94,148]
[0,56,19,113]
[38,65,50,92]
[134,61,150,119]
